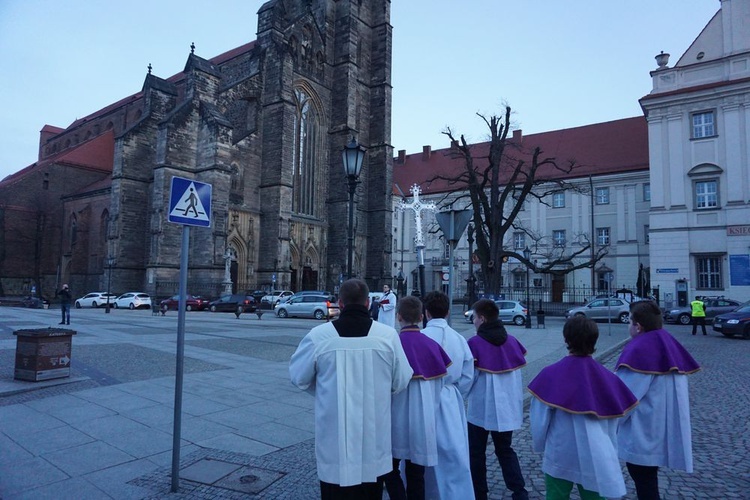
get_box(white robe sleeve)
[381,292,396,312]
[289,333,317,392]
[530,398,552,454]
[391,333,413,394]
[456,342,475,399]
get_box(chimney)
[397,149,406,164]
[450,140,458,151]
[422,145,431,161]
[512,129,523,143]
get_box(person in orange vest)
[690,296,707,336]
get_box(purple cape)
[528,355,638,418]
[399,327,451,380]
[468,335,527,373]
[616,328,700,375]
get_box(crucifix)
[397,184,436,296]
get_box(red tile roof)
[393,116,648,196]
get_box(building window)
[513,272,527,289]
[694,179,718,209]
[643,183,650,202]
[597,271,613,292]
[553,230,566,247]
[595,187,609,205]
[644,225,649,245]
[443,243,450,259]
[596,227,610,246]
[692,111,715,139]
[696,255,722,289]
[552,192,565,208]
[292,88,320,216]
[513,232,525,250]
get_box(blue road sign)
[168,177,212,227]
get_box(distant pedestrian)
[378,284,397,328]
[466,299,529,500]
[289,279,412,499]
[369,295,380,320]
[529,316,638,499]
[690,295,707,335]
[56,284,72,325]
[616,300,700,500]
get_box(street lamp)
[467,223,476,307]
[105,257,115,314]
[342,137,366,279]
[523,245,532,328]
[396,270,405,298]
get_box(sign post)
[435,209,473,326]
[167,177,212,492]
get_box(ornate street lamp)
[342,137,366,279]
[105,257,115,313]
[523,245,532,328]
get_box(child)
[528,316,638,499]
[466,299,529,500]
[384,295,452,500]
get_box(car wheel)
[513,315,526,326]
[575,312,586,318]
[129,303,135,310]
[186,305,192,311]
[619,312,630,324]
[277,308,288,318]
[113,303,118,309]
[210,305,217,312]
[466,314,474,323]
[92,301,98,308]
[314,310,325,320]
[75,302,82,309]
[678,314,691,325]
[722,331,735,338]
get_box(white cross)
[397,184,436,248]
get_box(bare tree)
[434,105,607,295]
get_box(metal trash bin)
[14,327,76,382]
[536,310,546,328]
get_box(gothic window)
[292,88,320,216]
[230,164,242,192]
[69,214,78,246]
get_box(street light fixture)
[523,245,532,328]
[105,257,115,314]
[342,137,366,279]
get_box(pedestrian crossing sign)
[168,177,212,227]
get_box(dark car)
[712,302,750,339]
[665,297,742,325]
[21,296,50,309]
[208,293,257,313]
[159,294,208,311]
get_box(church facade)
[0,0,395,299]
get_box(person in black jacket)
[56,284,72,325]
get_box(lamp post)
[523,246,532,328]
[466,223,476,307]
[105,257,115,313]
[342,137,366,279]
[396,270,405,298]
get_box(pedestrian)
[369,294,380,320]
[378,284,397,328]
[383,295,451,500]
[56,284,72,325]
[690,295,707,335]
[528,316,638,499]
[289,279,413,499]
[421,291,475,500]
[466,299,529,500]
[616,300,701,500]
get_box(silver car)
[275,294,340,320]
[464,300,528,326]
[565,298,631,324]
[664,297,741,325]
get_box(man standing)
[290,279,413,499]
[378,284,397,328]
[690,295,707,336]
[56,284,72,325]
[421,291,475,500]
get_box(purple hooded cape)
[616,328,700,375]
[399,327,451,380]
[468,335,527,373]
[528,355,638,418]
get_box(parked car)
[21,296,50,309]
[260,290,294,306]
[159,294,209,311]
[664,297,742,325]
[464,300,528,326]
[113,292,152,310]
[712,301,750,339]
[75,292,118,309]
[208,293,257,313]
[275,294,339,320]
[565,298,631,324]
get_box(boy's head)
[472,299,499,326]
[629,300,663,337]
[397,296,423,327]
[563,316,599,356]
[423,291,449,320]
[338,279,369,308]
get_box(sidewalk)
[0,306,630,498]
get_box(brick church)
[0,0,394,298]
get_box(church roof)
[392,116,648,196]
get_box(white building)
[641,0,750,307]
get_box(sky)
[0,0,720,181]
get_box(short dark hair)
[629,300,663,332]
[563,316,599,356]
[397,296,423,325]
[338,279,369,307]
[473,299,499,322]
[423,291,449,319]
